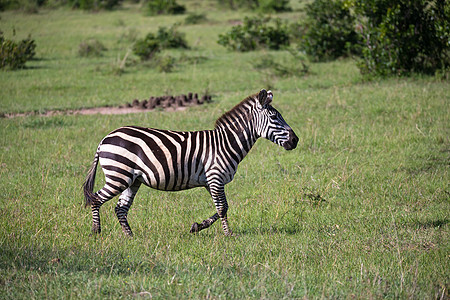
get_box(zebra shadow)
[236,225,302,236]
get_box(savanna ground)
[0,1,449,298]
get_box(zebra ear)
[258,89,272,107]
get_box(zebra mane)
[214,93,258,129]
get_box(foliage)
[258,0,291,12]
[133,25,188,61]
[133,33,161,61]
[218,15,290,51]
[0,0,121,11]
[0,31,36,70]
[177,53,208,65]
[77,39,107,57]
[217,0,291,12]
[146,0,185,16]
[300,0,361,61]
[0,0,42,12]
[155,24,189,49]
[68,0,122,10]
[184,12,208,25]
[355,0,450,76]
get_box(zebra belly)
[98,126,212,192]
[138,171,207,191]
[98,152,208,192]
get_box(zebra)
[83,89,298,236]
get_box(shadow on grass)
[414,218,448,229]
[0,245,161,276]
[237,224,302,236]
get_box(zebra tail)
[83,152,99,208]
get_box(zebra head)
[254,89,298,150]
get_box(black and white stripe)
[83,89,298,236]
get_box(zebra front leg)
[115,181,141,237]
[210,185,233,236]
[190,213,219,233]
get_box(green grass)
[1,2,449,299]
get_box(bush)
[355,0,450,76]
[133,33,161,61]
[218,15,290,51]
[217,0,291,12]
[300,0,361,61]
[0,0,42,12]
[258,0,291,12]
[78,39,107,57]
[147,0,185,16]
[155,24,189,49]
[68,0,122,10]
[133,24,189,61]
[184,12,208,25]
[0,0,121,11]
[0,32,36,69]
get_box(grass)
[0,2,449,299]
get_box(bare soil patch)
[3,92,212,118]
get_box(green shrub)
[177,53,208,65]
[218,15,290,51]
[0,0,121,11]
[68,0,122,10]
[0,0,43,12]
[184,12,208,25]
[78,39,107,57]
[147,0,185,16]
[18,0,41,13]
[258,0,291,12]
[133,33,161,61]
[217,0,291,12]
[133,24,188,61]
[155,24,189,49]
[0,32,36,69]
[355,0,450,76]
[300,0,361,61]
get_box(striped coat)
[83,89,298,236]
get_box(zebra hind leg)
[91,187,122,235]
[190,213,219,234]
[115,181,141,237]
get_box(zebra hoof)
[91,227,101,235]
[89,231,100,237]
[123,231,133,238]
[190,222,200,233]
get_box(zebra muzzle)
[283,129,298,150]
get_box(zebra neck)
[213,96,259,163]
[214,121,258,163]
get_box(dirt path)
[2,93,211,118]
